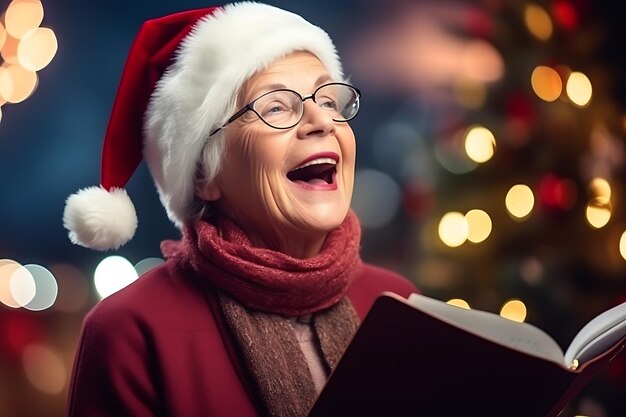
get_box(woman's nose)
[296,100,335,139]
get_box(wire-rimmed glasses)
[210,82,361,136]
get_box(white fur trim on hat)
[144,2,344,228]
[63,186,138,251]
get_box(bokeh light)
[462,39,504,83]
[4,0,44,39]
[465,209,492,243]
[453,78,487,109]
[531,66,562,102]
[464,125,496,163]
[135,257,165,276]
[9,263,36,307]
[524,4,553,40]
[49,263,91,313]
[552,0,578,31]
[505,184,535,220]
[435,132,478,174]
[17,26,58,71]
[4,313,45,359]
[438,212,469,247]
[0,21,6,50]
[446,298,470,309]
[22,344,67,395]
[585,197,611,228]
[1,34,20,64]
[520,257,544,286]
[352,169,401,228]
[538,175,577,210]
[0,64,38,103]
[22,264,58,311]
[0,258,23,308]
[500,299,527,322]
[94,256,138,299]
[620,231,626,261]
[566,71,592,107]
[588,177,611,199]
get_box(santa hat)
[63,2,344,251]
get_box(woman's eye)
[261,102,288,117]
[318,97,338,110]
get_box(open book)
[308,292,626,417]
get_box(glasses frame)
[209,82,361,136]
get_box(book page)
[407,293,566,365]
[564,300,626,365]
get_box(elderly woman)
[63,2,416,417]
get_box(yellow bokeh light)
[17,27,58,71]
[500,299,527,323]
[0,64,38,103]
[585,197,611,229]
[619,231,626,261]
[524,4,553,41]
[465,209,492,243]
[464,125,496,163]
[566,72,592,107]
[446,298,470,309]
[505,184,534,220]
[531,66,562,102]
[438,212,469,248]
[4,0,44,39]
[588,177,611,199]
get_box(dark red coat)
[65,260,416,417]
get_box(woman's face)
[198,51,356,258]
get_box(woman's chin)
[289,209,349,235]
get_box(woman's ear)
[194,177,222,202]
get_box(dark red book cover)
[308,293,626,417]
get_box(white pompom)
[63,186,138,251]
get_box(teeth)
[292,158,337,171]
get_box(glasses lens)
[253,90,302,129]
[315,84,360,121]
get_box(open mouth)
[287,157,337,186]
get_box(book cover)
[308,292,626,417]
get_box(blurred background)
[1,0,625,415]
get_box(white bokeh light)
[10,264,36,307]
[23,264,58,311]
[94,256,138,299]
[135,257,165,276]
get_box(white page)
[407,293,566,365]
[564,301,626,365]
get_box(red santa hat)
[62,2,344,250]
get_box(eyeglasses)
[210,82,361,136]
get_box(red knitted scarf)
[161,210,363,316]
